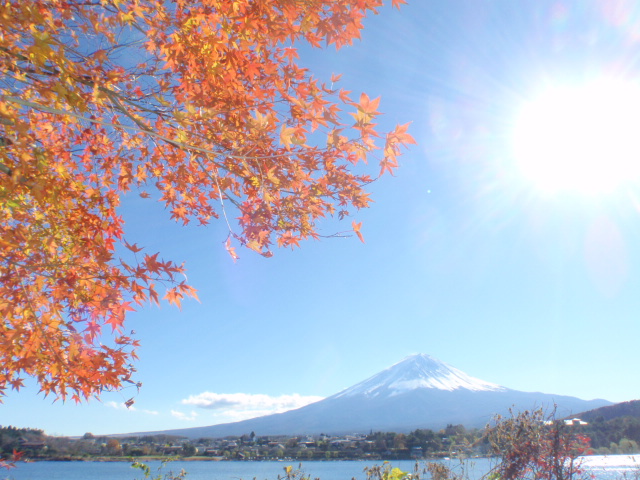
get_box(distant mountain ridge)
[572,399,640,422]
[125,354,611,438]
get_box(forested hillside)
[570,400,640,453]
[575,400,640,422]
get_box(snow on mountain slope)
[334,353,506,398]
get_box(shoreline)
[17,453,640,464]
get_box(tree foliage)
[0,0,414,402]
[581,415,640,453]
[486,410,592,480]
[0,426,38,469]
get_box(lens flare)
[512,78,640,195]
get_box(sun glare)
[512,78,640,195]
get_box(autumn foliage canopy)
[0,0,414,403]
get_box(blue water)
[1,458,637,480]
[2,460,460,480]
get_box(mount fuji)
[145,354,611,438]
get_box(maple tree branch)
[3,95,197,148]
[3,43,168,118]
[1,47,71,84]
[103,90,156,133]
[1,247,114,280]
[317,231,353,239]
[2,95,308,170]
[102,86,170,116]
[0,47,28,63]
[0,162,12,177]
[2,96,297,163]
[196,155,238,232]
[0,159,30,186]
[4,45,303,148]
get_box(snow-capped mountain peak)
[142,353,611,437]
[334,353,506,398]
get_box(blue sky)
[4,0,640,437]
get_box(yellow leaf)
[280,126,295,148]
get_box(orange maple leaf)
[358,92,381,116]
[124,241,143,253]
[352,220,365,243]
[105,315,125,332]
[225,238,239,262]
[391,122,417,145]
[164,287,182,308]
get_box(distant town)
[3,412,640,462]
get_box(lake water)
[2,457,639,480]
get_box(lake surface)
[2,457,639,480]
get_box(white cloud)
[180,392,323,422]
[105,401,159,415]
[215,408,288,422]
[171,410,198,422]
[106,401,130,411]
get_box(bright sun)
[512,78,640,195]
